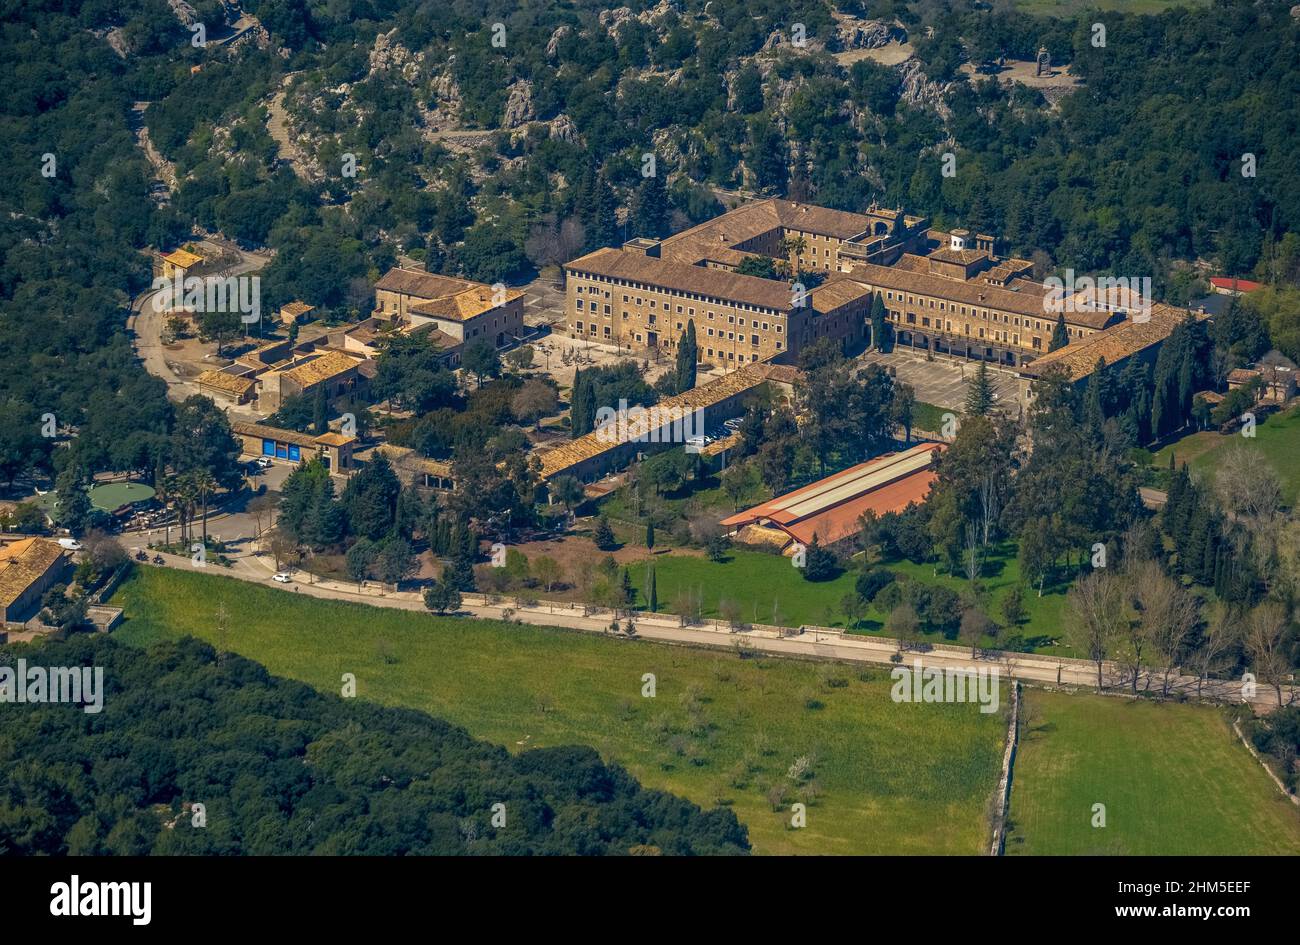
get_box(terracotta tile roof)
[841,258,1117,329]
[375,268,523,320]
[538,365,770,479]
[929,247,988,265]
[0,538,66,609]
[279,351,363,388]
[564,248,796,311]
[280,300,315,317]
[195,370,257,397]
[162,248,203,269]
[720,443,943,547]
[230,420,320,449]
[313,432,356,447]
[375,268,480,297]
[1018,305,1204,381]
[658,199,881,268]
[810,277,875,312]
[1209,277,1263,292]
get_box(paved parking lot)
[857,348,1023,412]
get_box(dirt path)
[130,102,177,203]
[266,74,320,181]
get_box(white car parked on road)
[272,572,293,583]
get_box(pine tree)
[631,172,668,238]
[1048,313,1069,352]
[577,161,618,249]
[964,362,994,416]
[447,553,476,592]
[593,516,616,550]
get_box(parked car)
[256,457,274,469]
[272,572,293,584]
[57,538,82,551]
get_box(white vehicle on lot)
[256,457,274,469]
[57,538,82,551]
[272,572,293,583]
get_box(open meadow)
[1006,689,1300,855]
[112,567,1008,855]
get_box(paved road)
[128,549,1294,713]
[128,235,270,410]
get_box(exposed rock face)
[761,30,785,51]
[503,80,535,128]
[168,0,198,27]
[599,7,633,35]
[369,28,423,82]
[898,58,953,122]
[834,19,905,51]
[546,24,571,57]
[548,113,579,143]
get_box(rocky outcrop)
[503,80,535,128]
[548,114,579,143]
[761,30,785,51]
[369,28,423,83]
[834,19,905,51]
[898,58,953,122]
[168,0,198,27]
[546,24,571,57]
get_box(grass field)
[1006,690,1300,855]
[1154,404,1300,506]
[112,567,1008,855]
[630,544,1074,654]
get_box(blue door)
[262,439,275,456]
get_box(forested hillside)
[3,0,1300,496]
[0,634,750,854]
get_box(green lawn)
[1154,404,1300,505]
[111,567,1007,855]
[631,545,1074,655]
[1007,690,1300,855]
[912,401,948,435]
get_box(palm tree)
[779,235,808,278]
[166,474,196,544]
[191,470,218,547]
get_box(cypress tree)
[675,320,698,393]
[313,383,328,435]
[1048,313,1069,352]
[620,566,634,607]
[571,369,597,438]
[645,520,655,551]
[648,566,658,612]
[870,292,888,351]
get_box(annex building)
[373,268,525,350]
[719,443,943,552]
